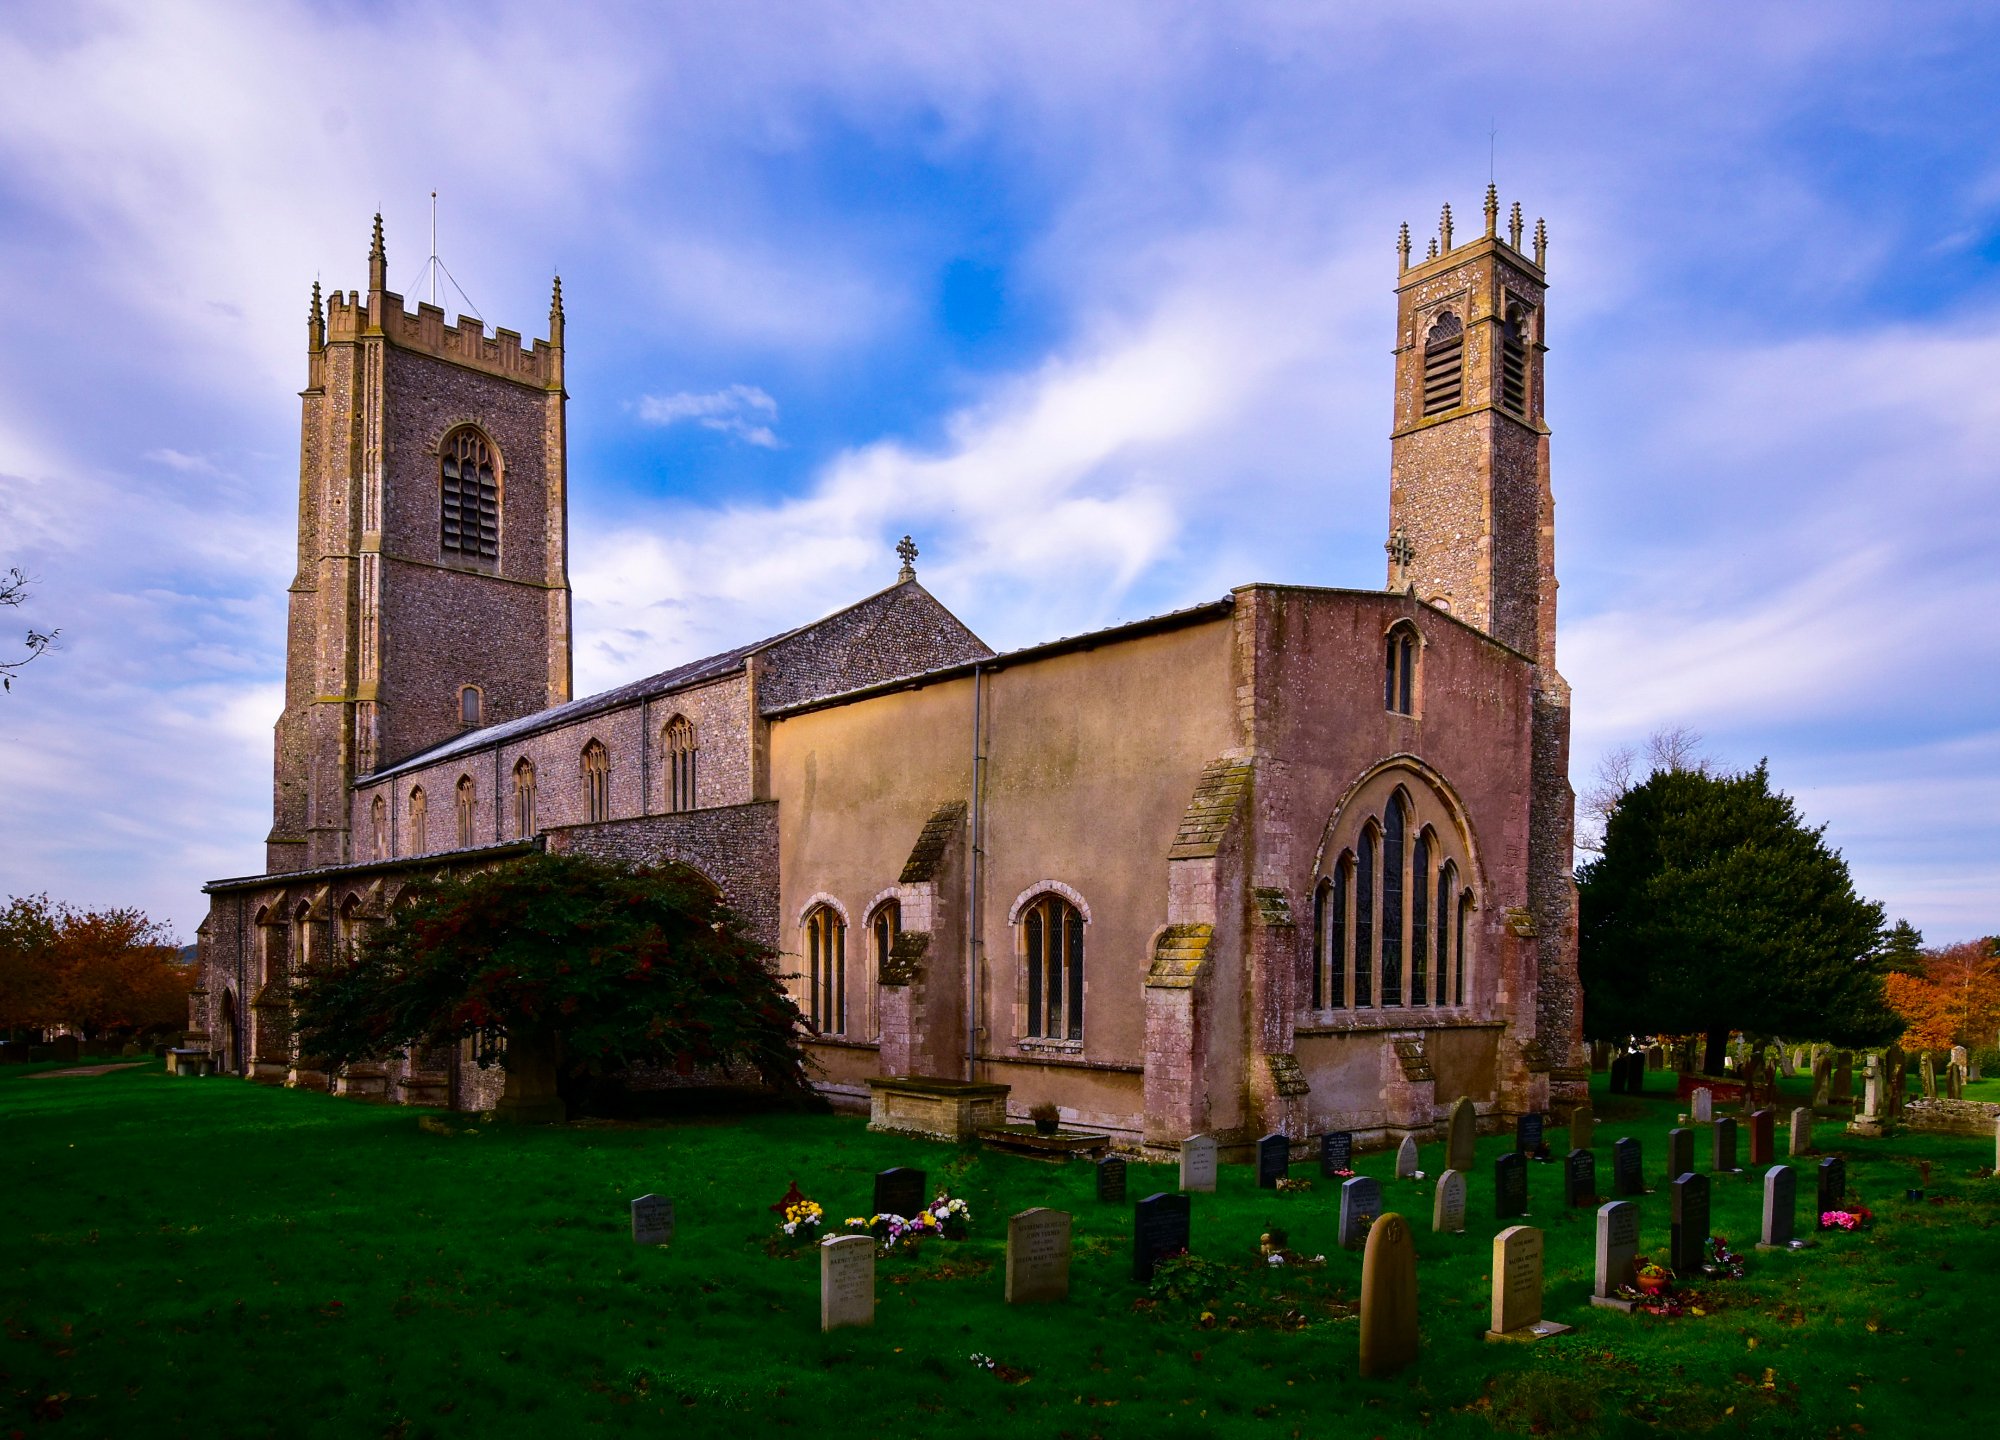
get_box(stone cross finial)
[896,535,918,582]
[1386,528,1416,591]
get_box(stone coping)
[865,1077,1010,1099]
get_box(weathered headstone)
[1627,1053,1646,1093]
[1690,1087,1714,1124]
[1646,1045,1664,1072]
[1748,1109,1776,1166]
[1569,1105,1595,1151]
[1096,1155,1127,1203]
[1885,1044,1907,1119]
[1920,1050,1937,1101]
[1179,1134,1218,1193]
[1566,1148,1597,1208]
[874,1166,926,1219]
[1758,1166,1800,1251]
[1670,1172,1711,1275]
[1591,1200,1641,1309]
[1320,1130,1354,1176]
[1447,1097,1477,1171]
[630,1193,674,1245]
[1339,1175,1385,1249]
[1516,1112,1545,1158]
[1358,1213,1418,1377]
[1832,1051,1854,1102]
[1495,1151,1528,1219]
[1132,1192,1191,1282]
[1005,1207,1072,1303]
[1613,1136,1645,1196]
[820,1233,876,1330]
[1815,1156,1846,1229]
[1712,1115,1740,1174]
[1811,1050,1831,1107]
[1666,1127,1694,1187]
[1606,1054,1627,1095]
[1395,1134,1420,1179]
[1485,1225,1570,1340]
[1257,1133,1290,1189]
[1861,1055,1884,1117]
[1778,1047,1797,1077]
[1789,1106,1813,1158]
[1432,1168,1466,1234]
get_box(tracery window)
[455,775,476,848]
[1421,311,1464,415]
[1023,893,1085,1041]
[408,787,428,855]
[581,740,609,823]
[513,758,536,839]
[1385,623,1417,715]
[805,904,845,1035]
[440,427,498,560]
[663,715,697,813]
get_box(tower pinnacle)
[368,212,387,295]
[549,273,565,348]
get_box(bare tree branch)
[1,567,58,692]
[1575,727,1713,854]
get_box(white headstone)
[630,1194,674,1246]
[1005,1207,1072,1304]
[1593,1200,1640,1303]
[1789,1106,1813,1158]
[1432,1169,1466,1234]
[1691,1087,1714,1124]
[1486,1225,1569,1339]
[820,1233,876,1331]
[1179,1134,1218,1193]
[1395,1134,1420,1179]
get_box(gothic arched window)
[408,787,428,855]
[1456,886,1473,1006]
[1411,827,1432,1002]
[1437,859,1458,1006]
[455,775,476,848]
[1381,795,1406,1005]
[805,904,845,1035]
[513,758,536,839]
[371,794,388,859]
[1421,310,1464,415]
[868,899,898,1041]
[1023,892,1085,1040]
[1354,828,1376,1007]
[1311,878,1331,1010]
[460,685,483,728]
[1384,623,1418,715]
[663,715,697,813]
[581,740,609,823]
[440,427,499,560]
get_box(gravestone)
[1920,1050,1937,1101]
[1832,1051,1854,1102]
[1591,1200,1641,1309]
[1789,1107,1813,1158]
[1569,1105,1595,1151]
[1447,1097,1477,1171]
[1861,1056,1884,1117]
[1748,1109,1776,1166]
[1486,1225,1569,1340]
[1815,1156,1846,1229]
[1566,1148,1597,1208]
[1132,1192,1192,1282]
[1778,1047,1797,1077]
[1811,1051,1831,1107]
[1516,1111,1545,1158]
[1395,1134,1420,1179]
[1647,1045,1665,1071]
[1613,1136,1646,1196]
[1666,1127,1694,1187]
[1320,1130,1354,1177]
[1627,1053,1646,1093]
[1257,1133,1290,1189]
[1758,1166,1800,1251]
[874,1166,926,1219]
[1096,1155,1128,1203]
[1606,1054,1627,1095]
[1495,1151,1528,1219]
[1358,1213,1419,1377]
[1885,1044,1906,1118]
[1690,1087,1714,1124]
[1670,1172,1711,1276]
[1432,1169,1466,1234]
[1179,1134,1218,1193]
[1712,1115,1740,1174]
[630,1193,674,1246]
[820,1234,876,1330]
[1005,1207,1072,1303]
[1340,1174,1385,1249]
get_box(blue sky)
[1,2,1995,943]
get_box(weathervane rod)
[429,189,438,307]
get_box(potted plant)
[1634,1261,1671,1296]
[1029,1101,1061,1136]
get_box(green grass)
[3,1063,1994,1438]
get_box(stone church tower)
[1386,186,1581,1085]
[266,217,573,873]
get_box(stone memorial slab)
[1758,1165,1805,1251]
[874,1166,926,1219]
[1432,1168,1466,1234]
[1495,1151,1528,1219]
[1591,1201,1641,1309]
[1712,1115,1740,1174]
[1516,1112,1545,1158]
[1096,1155,1127,1203]
[1132,1192,1191,1282]
[1566,1148,1597,1208]
[1811,1051,1831,1107]
[1485,1225,1569,1340]
[1613,1136,1646,1196]
[1690,1087,1714,1124]
[1670,1173,1711,1275]
[820,1234,876,1331]
[1815,1156,1845,1229]
[1320,1130,1354,1176]
[1395,1134,1420,1179]
[1666,1128,1694,1187]
[1789,1107,1813,1158]
[1569,1105,1595,1151]
[1006,1207,1072,1303]
[1179,1134,1218,1193]
[1749,1109,1775,1166]
[1256,1133,1290,1189]
[1358,1213,1418,1377]
[1447,1096,1477,1171]
[1340,1175,1385,1249]
[630,1193,674,1246]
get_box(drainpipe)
[966,664,984,1083]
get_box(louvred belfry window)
[440,429,498,559]
[1421,312,1464,416]
[1501,306,1530,417]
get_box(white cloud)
[634,384,783,448]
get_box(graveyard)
[5,1058,1995,1437]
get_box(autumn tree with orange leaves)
[1883,938,2000,1052]
[0,894,191,1039]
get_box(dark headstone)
[1339,1175,1385,1249]
[1320,1130,1354,1176]
[1495,1151,1528,1219]
[873,1166,926,1219]
[1096,1156,1127,1203]
[1257,1133,1290,1189]
[1712,1115,1740,1173]
[630,1194,674,1245]
[1606,1055,1626,1094]
[1566,1148,1597,1208]
[1613,1137,1645,1197]
[1666,1127,1694,1187]
[1748,1109,1776,1167]
[1816,1156,1846,1228]
[1132,1192,1192,1282]
[1670,1172,1711,1275]
[1516,1112,1545,1158]
[1625,1054,1645,1094]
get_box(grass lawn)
[4,1062,1995,1438]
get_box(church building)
[192,190,1583,1149]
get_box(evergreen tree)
[1880,919,1925,975]
[1578,761,1896,1071]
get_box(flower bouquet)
[927,1191,972,1240]
[1705,1234,1745,1279]
[1820,1205,1874,1232]
[1274,1177,1314,1194]
[769,1180,824,1249]
[845,1209,944,1249]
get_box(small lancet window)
[455,775,476,848]
[371,794,388,859]
[1384,625,1417,715]
[805,905,846,1035]
[1421,311,1464,416]
[440,428,499,560]
[513,758,536,839]
[663,715,697,813]
[407,787,428,855]
[460,685,483,727]
[581,740,609,823]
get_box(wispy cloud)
[634,384,783,448]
